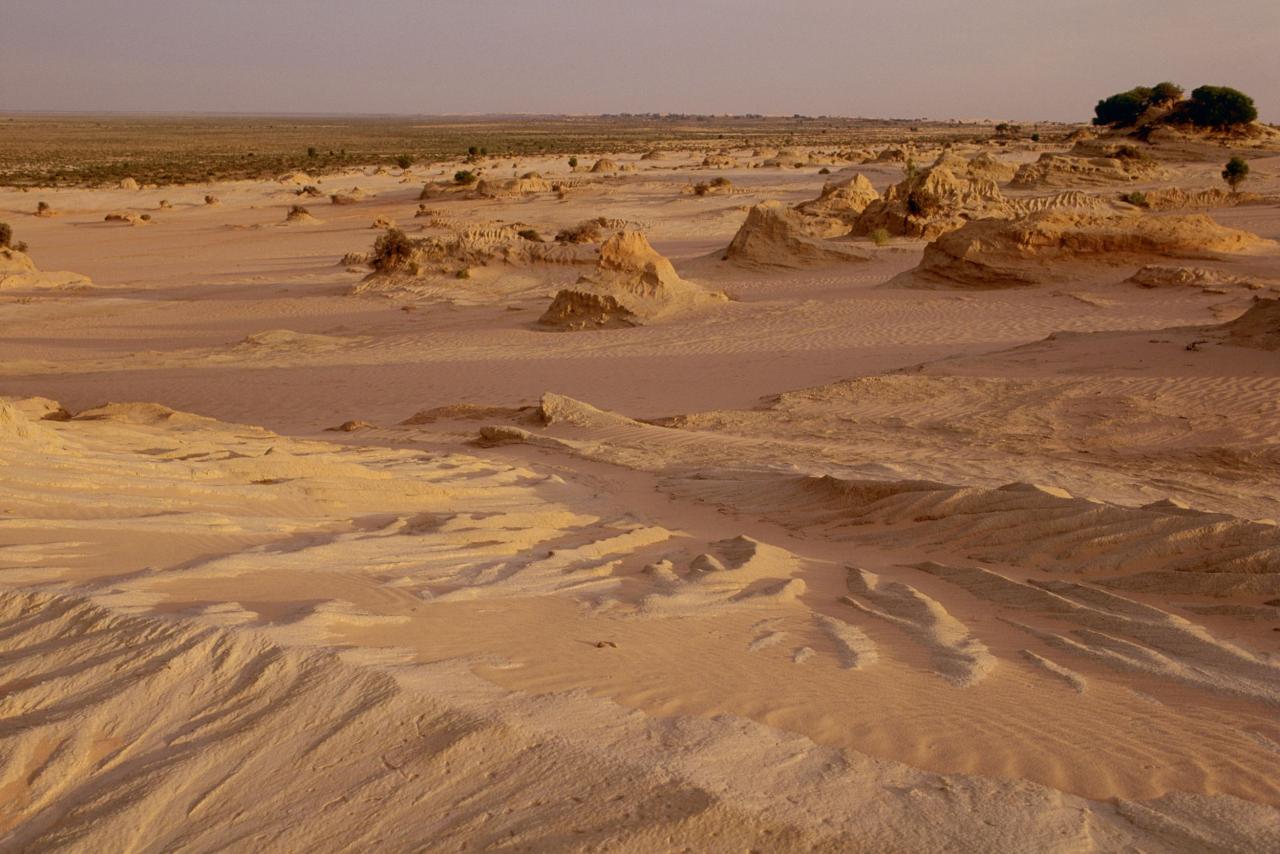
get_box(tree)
[1149,81,1184,106]
[1185,86,1257,128]
[1093,87,1153,127]
[395,155,413,169]
[1222,157,1250,193]
[0,222,11,248]
[307,146,318,158]
[567,156,578,168]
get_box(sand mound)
[902,211,1272,288]
[1127,265,1253,290]
[590,158,617,173]
[283,206,320,225]
[233,329,356,354]
[700,153,738,168]
[724,201,870,268]
[1011,149,1165,189]
[539,231,723,329]
[794,175,881,234]
[1141,187,1264,211]
[475,175,552,198]
[867,147,909,163]
[539,290,638,330]
[118,177,139,191]
[71,401,218,427]
[354,223,599,291]
[1007,190,1118,216]
[278,170,315,185]
[0,247,92,291]
[104,211,149,226]
[0,399,63,450]
[854,165,1010,239]
[966,151,1018,183]
[1215,297,1280,350]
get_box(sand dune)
[3,127,1279,850]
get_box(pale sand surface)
[2,140,1279,851]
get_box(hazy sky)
[2,0,1276,121]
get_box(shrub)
[1030,133,1040,142]
[1113,145,1146,161]
[517,228,544,242]
[36,201,50,214]
[288,205,310,217]
[0,222,11,248]
[453,170,477,185]
[1222,157,1250,193]
[395,155,413,170]
[1185,86,1257,128]
[467,146,479,157]
[870,228,890,246]
[818,167,831,174]
[567,156,578,168]
[370,228,417,274]
[307,146,318,158]
[455,268,471,279]
[1120,191,1149,207]
[692,182,710,196]
[710,176,731,188]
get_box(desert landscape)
[2,40,1280,853]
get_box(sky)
[1,0,1276,122]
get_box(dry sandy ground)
[2,141,1279,852]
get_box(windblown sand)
[2,139,1279,852]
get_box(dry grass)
[0,114,1055,188]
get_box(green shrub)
[693,182,710,196]
[456,268,471,279]
[0,222,11,248]
[870,228,890,246]
[517,228,544,242]
[370,228,417,273]
[307,146,318,158]
[1185,86,1257,128]
[395,155,413,169]
[1030,133,1040,142]
[1222,157,1250,192]
[454,170,477,185]
[567,156,578,168]
[1120,191,1149,208]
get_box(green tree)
[1149,81,1184,106]
[395,154,413,169]
[1093,87,1153,127]
[1185,86,1257,128]
[1222,157,1250,193]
